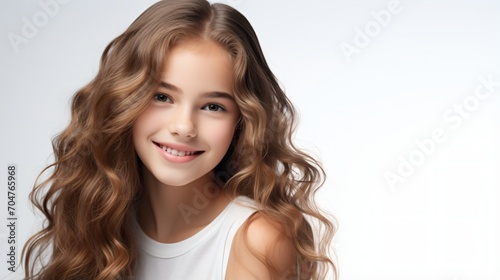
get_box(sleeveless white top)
[133,196,257,280]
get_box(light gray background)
[1,0,499,279]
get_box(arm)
[226,213,297,280]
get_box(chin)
[156,177,196,188]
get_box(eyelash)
[153,93,227,112]
[154,93,172,103]
[202,103,226,112]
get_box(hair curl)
[22,1,338,279]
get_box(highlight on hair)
[21,0,338,279]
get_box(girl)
[21,0,337,279]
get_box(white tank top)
[133,196,257,279]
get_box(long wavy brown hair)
[22,0,338,279]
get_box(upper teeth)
[161,145,196,156]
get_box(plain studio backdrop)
[1,0,499,279]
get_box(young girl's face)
[133,39,240,187]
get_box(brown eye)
[202,103,226,112]
[154,93,172,103]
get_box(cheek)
[202,120,237,151]
[132,108,156,145]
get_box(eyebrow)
[159,81,235,101]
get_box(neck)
[137,169,231,243]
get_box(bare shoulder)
[226,212,297,280]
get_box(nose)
[168,108,197,138]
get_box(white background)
[1,0,499,279]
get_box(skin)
[133,38,239,243]
[226,214,297,279]
[133,38,295,279]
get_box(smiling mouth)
[153,142,204,157]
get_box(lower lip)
[155,144,201,163]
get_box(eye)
[154,93,172,103]
[202,103,226,112]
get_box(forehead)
[160,39,234,94]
